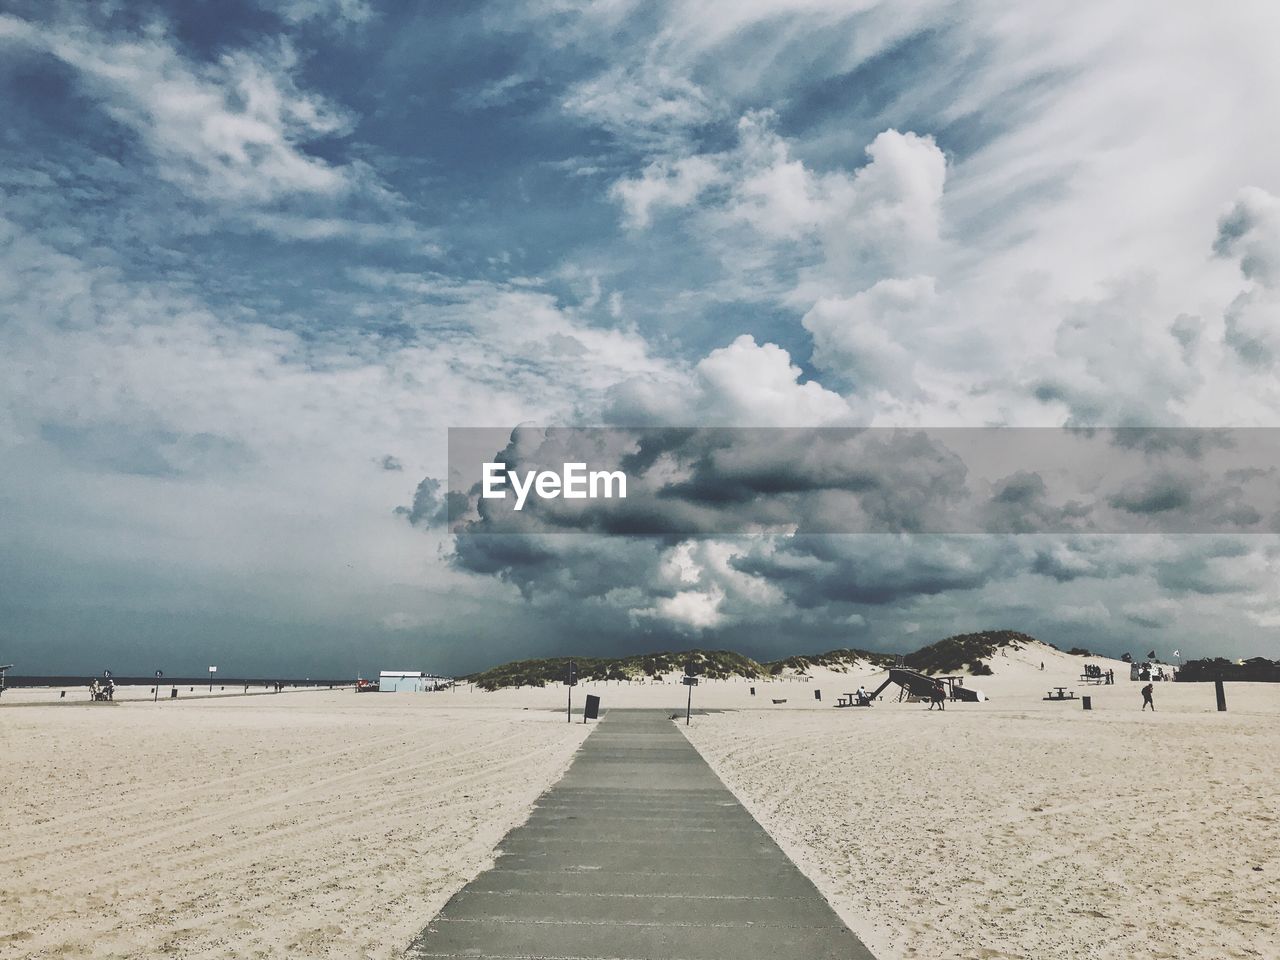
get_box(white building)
[378,670,451,692]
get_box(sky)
[3,0,1280,677]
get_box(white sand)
[0,684,350,705]
[0,690,588,959]
[4,645,1275,960]
[683,650,1280,960]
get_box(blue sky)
[3,0,1280,676]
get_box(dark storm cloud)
[729,536,1017,607]
[1153,539,1254,596]
[452,534,677,606]
[449,427,1280,536]
[981,471,1092,534]
[1125,607,1173,629]
[1108,474,1194,514]
[1105,426,1236,459]
[395,477,460,529]
[1108,470,1267,531]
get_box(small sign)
[682,676,698,686]
[208,666,217,673]
[584,694,601,720]
[155,670,163,679]
[103,669,112,678]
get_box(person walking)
[1141,682,1155,711]
[929,680,946,711]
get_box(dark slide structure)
[870,668,985,703]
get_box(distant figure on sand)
[856,685,870,706]
[929,681,946,711]
[1141,683,1155,711]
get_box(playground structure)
[867,668,987,703]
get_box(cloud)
[0,13,354,202]
[691,335,854,426]
[1051,600,1110,625]
[802,276,935,395]
[395,477,453,529]
[270,0,374,27]
[605,334,854,427]
[1153,540,1269,596]
[564,62,719,151]
[1215,187,1280,367]
[448,426,1280,538]
[1026,279,1203,427]
[1214,187,1280,288]
[1122,598,1178,628]
[8,1,1280,671]
[610,114,946,286]
[611,155,721,229]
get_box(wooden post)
[1215,679,1227,712]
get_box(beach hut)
[378,670,450,692]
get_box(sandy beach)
[0,691,588,959]
[684,665,1280,959]
[4,644,1277,960]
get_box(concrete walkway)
[407,708,876,960]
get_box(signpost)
[683,661,699,726]
[208,665,217,693]
[154,669,163,703]
[565,660,577,723]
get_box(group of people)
[1084,664,1115,684]
[89,677,115,701]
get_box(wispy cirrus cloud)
[0,14,351,202]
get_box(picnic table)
[1044,686,1076,701]
[836,692,872,707]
